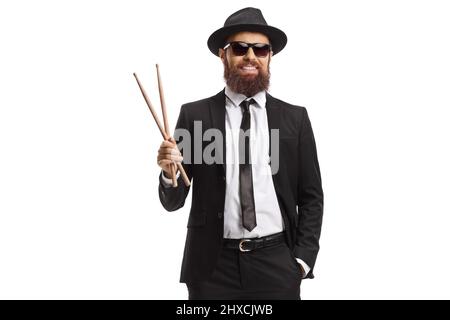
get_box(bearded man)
[157,7,324,300]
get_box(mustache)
[235,62,259,68]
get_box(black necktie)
[239,99,257,231]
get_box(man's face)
[219,31,272,97]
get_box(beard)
[223,56,270,97]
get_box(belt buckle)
[239,239,251,252]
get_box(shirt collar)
[225,86,266,109]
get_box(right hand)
[157,138,183,178]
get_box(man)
[157,7,323,300]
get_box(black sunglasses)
[223,41,272,58]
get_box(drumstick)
[133,73,169,139]
[152,67,191,187]
[133,72,191,187]
[152,67,190,187]
[156,64,177,187]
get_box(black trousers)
[186,241,302,300]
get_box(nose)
[243,47,257,61]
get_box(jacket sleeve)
[158,105,193,212]
[293,108,324,278]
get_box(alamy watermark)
[173,121,280,175]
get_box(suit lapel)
[265,92,281,166]
[265,92,283,193]
[209,89,227,174]
[266,92,292,239]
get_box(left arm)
[293,108,324,279]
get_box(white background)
[1,0,449,300]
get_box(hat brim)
[207,24,287,57]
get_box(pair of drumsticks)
[133,65,190,187]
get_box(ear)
[219,48,225,63]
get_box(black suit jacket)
[159,89,323,283]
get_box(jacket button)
[218,212,223,219]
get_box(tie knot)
[240,98,255,112]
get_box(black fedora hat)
[207,7,287,57]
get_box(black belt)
[222,232,286,252]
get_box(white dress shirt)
[222,87,283,239]
[161,86,310,276]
